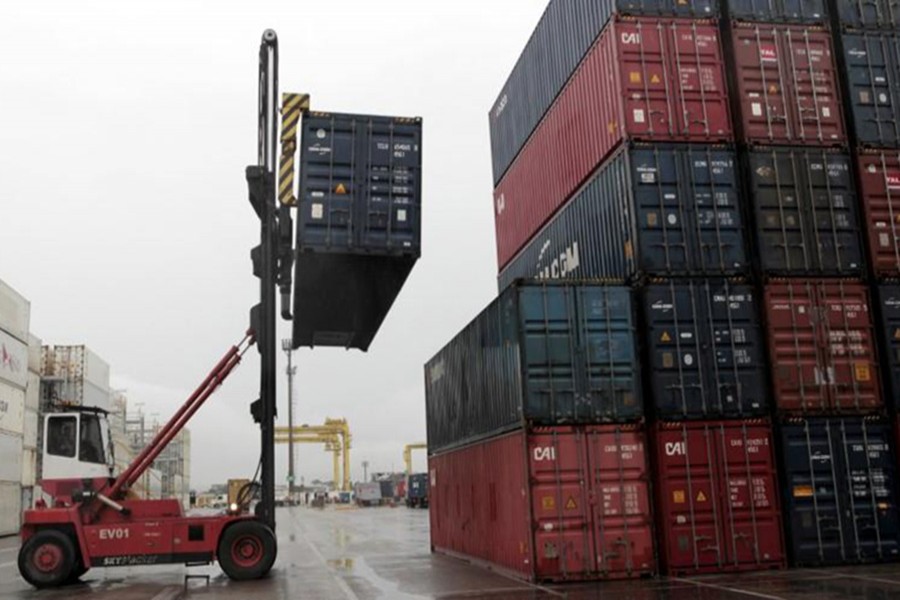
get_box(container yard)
[4,0,900,598]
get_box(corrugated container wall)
[858,151,900,278]
[727,0,828,23]
[746,148,863,276]
[0,382,25,435]
[425,283,641,454]
[729,23,845,146]
[0,279,30,343]
[429,425,655,582]
[780,417,900,566]
[841,33,900,149]
[876,285,900,409]
[0,430,23,483]
[292,112,421,351]
[498,144,746,290]
[642,280,769,419]
[27,334,41,374]
[764,280,882,414]
[652,420,785,575]
[488,0,721,186]
[0,330,28,390]
[493,18,732,270]
[0,481,21,536]
[24,372,39,412]
[836,0,900,31]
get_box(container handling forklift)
[17,29,422,588]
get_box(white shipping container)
[0,481,22,535]
[0,330,28,389]
[21,447,36,487]
[25,372,39,411]
[27,334,42,373]
[0,381,25,435]
[23,408,38,449]
[21,485,33,512]
[0,431,23,483]
[42,345,110,391]
[0,279,30,343]
[49,380,110,411]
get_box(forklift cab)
[41,409,114,501]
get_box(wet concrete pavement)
[2,505,900,599]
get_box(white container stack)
[41,345,111,411]
[0,278,28,535]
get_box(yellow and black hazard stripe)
[279,92,310,206]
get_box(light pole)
[282,339,297,503]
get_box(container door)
[715,423,784,569]
[655,423,727,572]
[842,34,900,148]
[583,425,655,578]
[781,419,852,565]
[529,427,595,579]
[859,153,900,279]
[835,420,900,562]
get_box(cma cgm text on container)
[498,144,748,289]
[424,283,641,454]
[493,17,732,270]
[488,0,721,186]
[429,424,655,582]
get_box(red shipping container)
[428,425,655,582]
[858,151,900,278]
[492,17,732,271]
[730,23,845,146]
[764,280,882,414]
[653,420,785,576]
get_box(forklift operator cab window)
[80,414,106,464]
[47,416,77,458]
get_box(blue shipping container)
[841,33,900,149]
[292,112,422,351]
[725,0,828,23]
[489,0,719,186]
[498,144,747,291]
[425,283,641,454]
[876,285,900,411]
[836,0,900,30]
[642,279,768,419]
[780,418,900,566]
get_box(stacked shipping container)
[0,279,29,536]
[428,0,900,582]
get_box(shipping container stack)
[0,279,30,536]
[719,0,900,566]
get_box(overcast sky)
[0,0,547,489]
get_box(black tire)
[217,520,277,581]
[65,558,89,584]
[18,530,77,588]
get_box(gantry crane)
[403,443,427,475]
[275,419,351,491]
[273,432,343,493]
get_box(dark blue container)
[425,283,642,454]
[406,473,428,508]
[842,33,900,149]
[836,0,900,30]
[498,144,747,290]
[746,148,863,277]
[780,418,900,566]
[489,0,720,186]
[876,285,900,410]
[642,279,768,419]
[725,0,827,23]
[292,112,421,351]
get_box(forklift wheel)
[18,530,77,588]
[218,521,277,580]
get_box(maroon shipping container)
[493,17,732,271]
[729,23,845,146]
[429,425,655,582]
[653,420,785,576]
[858,151,900,278]
[764,280,882,414]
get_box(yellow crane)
[403,442,427,475]
[274,432,343,492]
[275,418,352,491]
